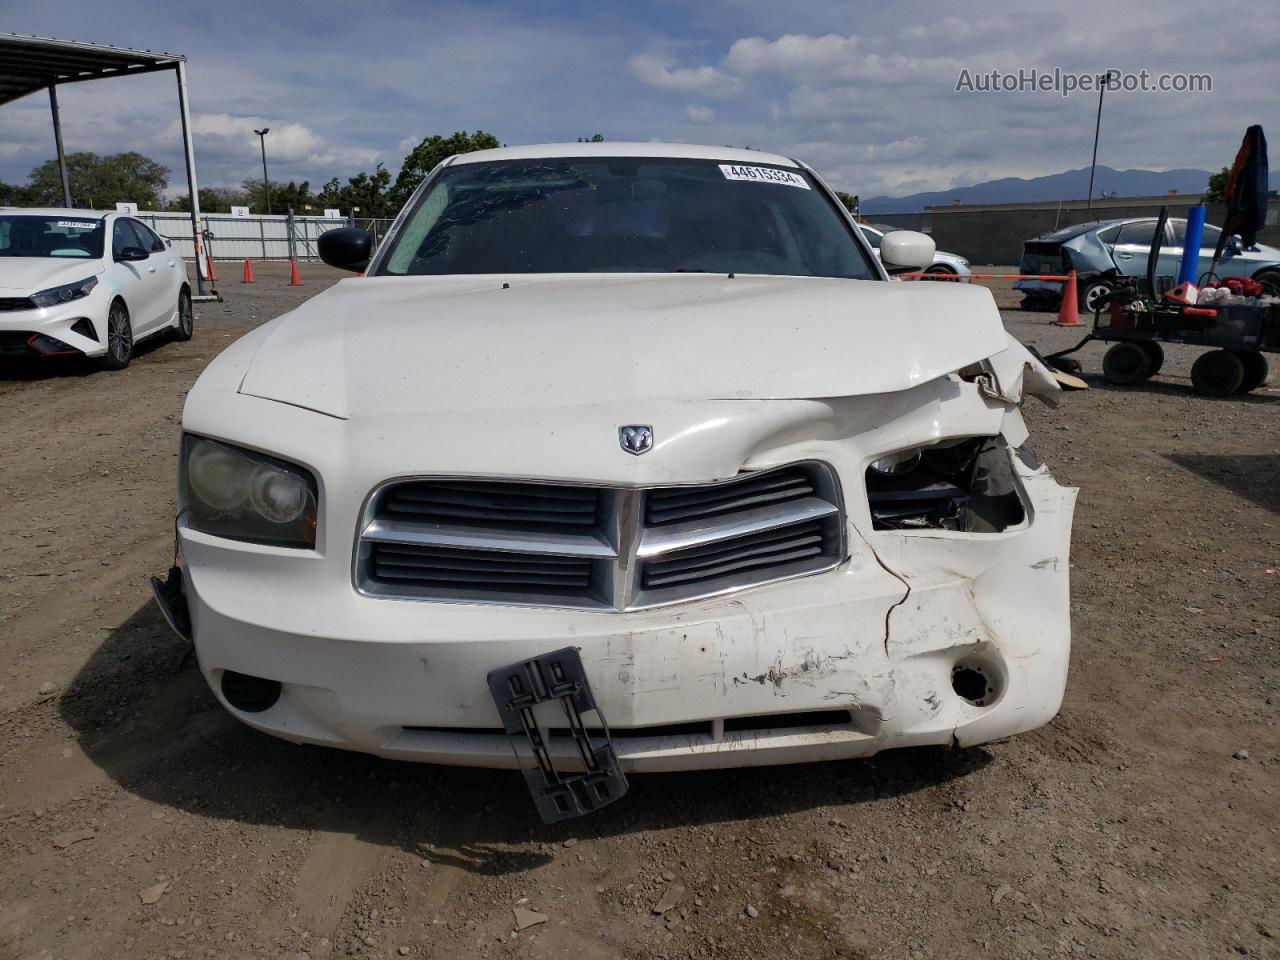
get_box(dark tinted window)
[378,157,876,279]
[131,220,166,252]
[1115,220,1159,247]
[0,215,104,259]
[859,226,882,249]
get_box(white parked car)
[859,223,971,281]
[155,143,1075,821]
[0,209,192,369]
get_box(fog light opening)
[951,662,997,707]
[220,670,282,713]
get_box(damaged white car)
[154,142,1076,821]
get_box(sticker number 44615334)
[718,164,810,189]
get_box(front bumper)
[178,452,1076,772]
[0,296,107,357]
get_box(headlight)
[30,276,98,308]
[182,435,318,548]
[869,447,924,476]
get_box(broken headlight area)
[866,438,1027,533]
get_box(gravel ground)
[0,263,1276,960]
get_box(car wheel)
[1190,349,1245,396]
[1079,279,1112,313]
[171,287,194,342]
[1139,341,1164,376]
[922,265,957,281]
[1235,350,1268,393]
[1253,269,1280,295]
[1102,342,1152,385]
[100,301,134,371]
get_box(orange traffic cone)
[241,259,255,283]
[288,259,302,286]
[1053,270,1081,326]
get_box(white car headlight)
[30,276,98,308]
[182,435,318,547]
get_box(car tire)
[1253,269,1280,295]
[1190,349,1245,396]
[922,265,957,281]
[1102,342,1152,385]
[171,287,194,342]
[1139,341,1164,376]
[1079,279,1112,314]
[1235,350,1268,393]
[99,301,134,371]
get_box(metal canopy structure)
[0,33,211,297]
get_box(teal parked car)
[1015,217,1280,312]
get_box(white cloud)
[684,104,716,125]
[628,54,742,96]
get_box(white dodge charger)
[155,142,1076,820]
[0,209,192,368]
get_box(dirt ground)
[1,262,1276,960]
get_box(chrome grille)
[357,463,843,609]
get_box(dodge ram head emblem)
[619,425,654,456]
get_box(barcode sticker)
[718,164,810,189]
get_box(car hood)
[231,274,1010,419]
[0,257,103,294]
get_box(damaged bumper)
[177,449,1075,772]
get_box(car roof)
[448,141,800,168]
[1,208,113,218]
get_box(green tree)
[240,178,314,215]
[28,151,169,208]
[833,191,859,216]
[578,133,605,142]
[390,131,500,208]
[0,179,36,206]
[317,164,394,219]
[1203,166,1230,204]
[168,186,251,213]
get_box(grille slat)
[0,297,35,312]
[646,467,814,524]
[642,521,828,589]
[359,464,842,608]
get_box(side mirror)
[117,246,149,262]
[318,228,373,272]
[879,230,935,273]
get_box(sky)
[1,0,1277,201]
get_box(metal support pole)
[1086,70,1113,216]
[286,207,297,261]
[174,61,208,297]
[48,85,72,207]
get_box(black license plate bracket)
[486,647,628,823]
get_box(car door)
[109,217,154,329]
[119,219,169,333]
[1109,219,1162,277]
[133,220,180,329]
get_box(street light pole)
[253,127,272,215]
[1085,70,1116,216]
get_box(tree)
[28,151,169,208]
[578,133,605,142]
[0,179,35,206]
[316,165,395,219]
[241,178,314,215]
[390,131,500,207]
[833,191,859,216]
[168,186,251,213]
[1203,166,1230,204]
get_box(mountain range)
[861,165,1212,213]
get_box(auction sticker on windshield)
[718,164,810,189]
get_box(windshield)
[377,157,876,279]
[0,215,105,259]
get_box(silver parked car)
[1015,217,1280,312]
[859,224,971,281]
